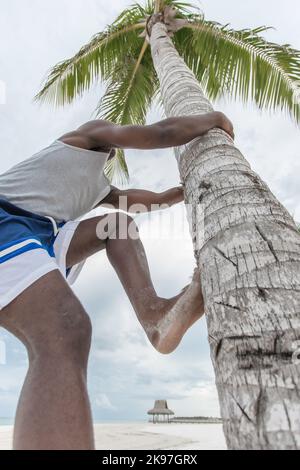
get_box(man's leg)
[66,213,204,355]
[0,270,94,450]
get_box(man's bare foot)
[145,269,205,355]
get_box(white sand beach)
[0,422,226,450]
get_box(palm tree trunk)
[150,21,300,450]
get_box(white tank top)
[0,140,111,223]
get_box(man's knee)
[115,213,137,239]
[33,295,92,366]
[97,212,138,241]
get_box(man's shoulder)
[58,120,117,151]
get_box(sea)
[0,418,13,426]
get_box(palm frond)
[35,5,147,105]
[185,16,300,122]
[162,0,198,13]
[173,25,224,101]
[104,148,129,186]
[96,41,158,124]
[97,38,159,184]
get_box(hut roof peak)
[147,400,174,415]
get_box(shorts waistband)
[0,197,65,234]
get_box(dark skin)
[60,110,234,151]
[59,110,234,213]
[100,185,185,213]
[0,111,234,450]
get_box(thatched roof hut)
[147,400,174,423]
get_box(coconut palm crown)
[35,0,300,183]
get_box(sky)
[0,0,300,423]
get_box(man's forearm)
[124,187,184,212]
[77,111,233,150]
[100,187,184,212]
[157,111,225,147]
[158,187,184,207]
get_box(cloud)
[95,393,117,411]
[0,366,27,393]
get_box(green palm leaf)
[184,16,300,122]
[96,33,160,184]
[35,5,147,106]
[104,148,130,186]
[96,41,158,124]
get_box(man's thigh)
[65,215,110,269]
[0,270,87,351]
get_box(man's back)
[0,140,111,223]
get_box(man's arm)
[60,112,234,151]
[99,186,184,213]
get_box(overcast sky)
[0,0,300,423]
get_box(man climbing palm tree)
[29,0,300,452]
[0,111,233,450]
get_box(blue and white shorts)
[0,198,85,310]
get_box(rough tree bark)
[149,20,300,450]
